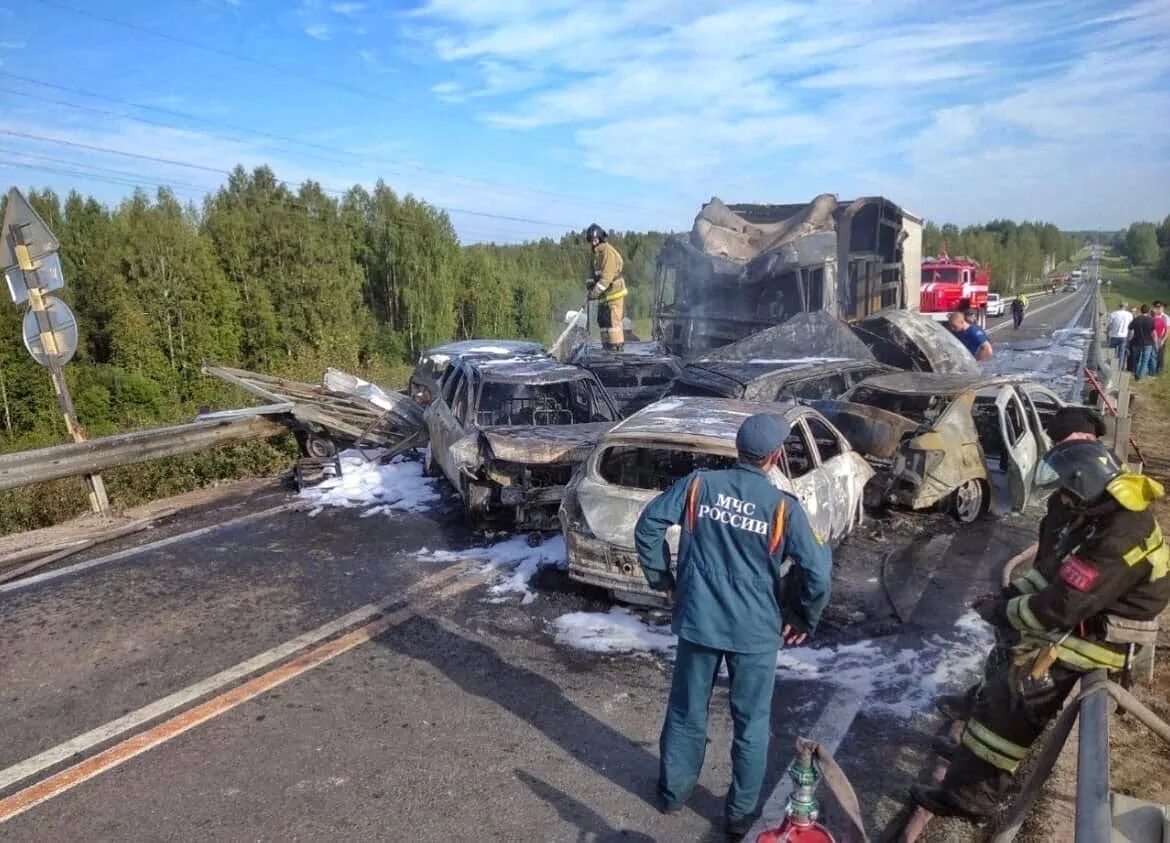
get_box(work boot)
[936,686,978,722]
[931,734,960,760]
[909,784,999,822]
[724,814,752,841]
[656,794,684,816]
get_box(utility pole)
[2,187,110,515]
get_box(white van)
[985,293,1004,317]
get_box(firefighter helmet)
[1034,439,1123,504]
[585,223,606,243]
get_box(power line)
[0,155,550,244]
[0,128,579,229]
[0,70,661,218]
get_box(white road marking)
[0,561,470,793]
[0,501,304,594]
[746,532,959,838]
[988,292,1081,335]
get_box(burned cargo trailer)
[652,195,923,358]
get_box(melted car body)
[813,374,1069,522]
[424,356,621,531]
[560,396,874,605]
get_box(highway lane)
[0,298,1096,841]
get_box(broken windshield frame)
[598,444,737,491]
[847,385,956,425]
[475,379,619,427]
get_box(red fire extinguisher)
[755,739,867,843]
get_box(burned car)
[812,374,1068,523]
[668,358,895,402]
[423,356,621,531]
[560,396,875,605]
[408,339,545,406]
[569,341,683,416]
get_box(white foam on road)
[550,608,993,719]
[298,450,442,515]
[551,608,677,655]
[417,534,567,604]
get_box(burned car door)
[779,420,833,542]
[995,386,1040,511]
[429,364,471,484]
[802,412,873,539]
[1017,383,1065,451]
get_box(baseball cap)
[736,414,791,461]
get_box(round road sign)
[22,295,78,368]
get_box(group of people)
[1107,300,1167,381]
[632,405,1167,839]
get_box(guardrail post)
[1075,670,1113,843]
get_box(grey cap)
[736,414,791,461]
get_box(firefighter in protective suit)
[585,223,628,351]
[635,414,832,839]
[912,438,1170,820]
[934,406,1111,726]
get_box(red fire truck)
[919,253,990,327]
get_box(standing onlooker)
[1153,301,1167,375]
[1130,304,1157,381]
[947,311,993,360]
[1106,301,1134,371]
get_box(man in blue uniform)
[947,310,994,360]
[635,413,832,839]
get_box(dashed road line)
[988,292,1082,335]
[0,562,487,824]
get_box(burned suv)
[569,341,683,416]
[408,339,545,406]
[423,356,621,531]
[560,397,874,605]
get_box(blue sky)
[1,0,1168,243]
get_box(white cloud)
[410,0,1170,228]
[304,23,331,40]
[330,1,366,15]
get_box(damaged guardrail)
[0,414,289,492]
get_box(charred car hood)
[808,399,923,461]
[851,310,979,375]
[481,422,617,465]
[699,310,876,363]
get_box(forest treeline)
[921,220,1081,287]
[0,168,1095,529]
[1111,217,1170,281]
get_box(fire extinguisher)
[755,739,868,843]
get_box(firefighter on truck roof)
[585,223,628,352]
[911,435,1169,821]
[634,413,832,840]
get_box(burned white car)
[423,356,621,531]
[812,374,1068,523]
[408,339,545,406]
[560,397,874,604]
[569,341,683,416]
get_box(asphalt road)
[0,289,1097,842]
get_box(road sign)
[5,250,65,305]
[1,187,59,271]
[22,294,78,367]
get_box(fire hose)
[756,738,869,843]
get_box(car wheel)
[305,434,337,459]
[951,479,989,523]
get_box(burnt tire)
[951,479,989,523]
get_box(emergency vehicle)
[919,254,990,327]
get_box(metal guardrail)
[991,669,1170,843]
[0,414,289,492]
